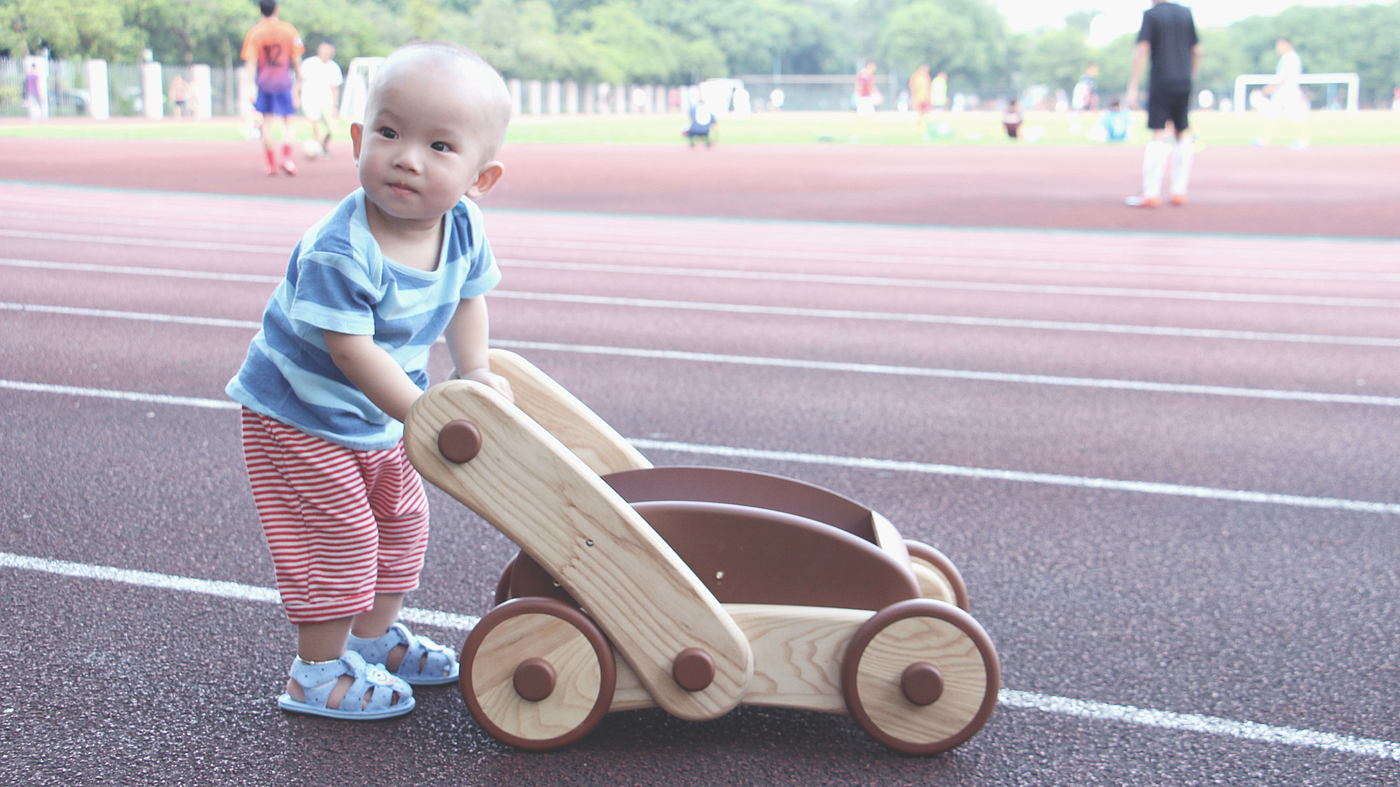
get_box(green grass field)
[2,109,1396,146]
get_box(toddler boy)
[227,42,514,719]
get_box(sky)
[994,0,1371,44]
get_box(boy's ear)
[349,122,364,162]
[466,161,505,199]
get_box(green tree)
[875,0,1008,90]
[2,0,142,59]
[1021,24,1089,92]
[123,0,257,65]
[452,0,569,78]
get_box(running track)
[2,142,1399,786]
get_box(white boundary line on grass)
[3,550,1397,762]
[3,378,1398,516]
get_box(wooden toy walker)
[403,351,1000,754]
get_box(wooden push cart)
[403,351,999,754]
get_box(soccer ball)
[302,140,324,158]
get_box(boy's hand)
[451,366,514,403]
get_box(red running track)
[2,136,1398,237]
[2,154,1399,786]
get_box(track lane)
[2,179,1398,785]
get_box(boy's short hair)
[259,0,277,17]
[370,41,513,156]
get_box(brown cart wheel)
[903,540,970,611]
[460,597,617,751]
[493,555,517,606]
[841,599,999,755]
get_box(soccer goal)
[338,57,385,123]
[1232,72,1358,113]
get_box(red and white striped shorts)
[240,408,430,624]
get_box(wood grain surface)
[488,349,653,476]
[405,380,753,721]
[470,611,605,740]
[851,614,990,746]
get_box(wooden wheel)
[904,540,970,611]
[460,597,616,750]
[841,599,999,755]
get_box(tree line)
[4,0,1398,103]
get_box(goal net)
[338,57,385,123]
[1232,72,1358,113]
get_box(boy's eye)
[378,127,398,139]
[431,141,453,152]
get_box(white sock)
[1142,140,1172,199]
[1171,137,1194,197]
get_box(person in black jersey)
[1125,0,1200,207]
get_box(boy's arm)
[444,295,513,401]
[324,331,424,423]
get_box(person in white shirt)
[301,42,344,157]
[1254,38,1309,149]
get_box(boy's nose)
[393,146,422,172]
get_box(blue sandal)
[347,622,459,686]
[278,651,415,720]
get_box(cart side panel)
[405,381,752,721]
[604,466,876,538]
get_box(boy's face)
[351,54,505,227]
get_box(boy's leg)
[260,112,279,174]
[1128,94,1179,207]
[240,410,386,701]
[346,441,439,676]
[1170,126,1194,203]
[279,114,298,174]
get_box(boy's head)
[259,0,277,17]
[350,42,512,224]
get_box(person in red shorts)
[909,64,932,127]
[243,0,305,176]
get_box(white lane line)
[0,379,238,409]
[488,236,1400,279]
[503,259,1400,302]
[494,339,1400,408]
[9,231,1399,304]
[4,379,1398,515]
[0,552,477,632]
[492,291,1400,348]
[5,302,1393,406]
[4,550,1397,762]
[0,228,286,254]
[0,257,282,284]
[5,182,1397,269]
[1,209,313,236]
[7,258,1398,347]
[0,301,262,329]
[627,439,1400,516]
[996,690,1400,761]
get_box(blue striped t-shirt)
[226,189,501,450]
